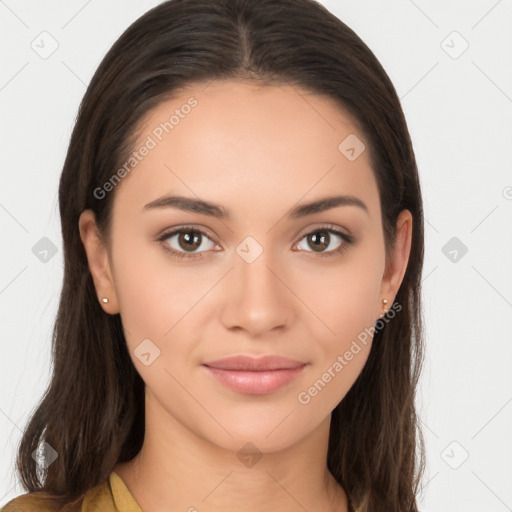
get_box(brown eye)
[159,228,217,259]
[298,229,343,253]
[305,230,331,252]
[176,230,202,252]
[295,227,353,258]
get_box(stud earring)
[381,298,389,317]
[101,297,109,304]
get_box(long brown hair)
[6,1,425,510]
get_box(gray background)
[1,1,511,510]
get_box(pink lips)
[202,355,308,395]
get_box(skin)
[79,79,412,512]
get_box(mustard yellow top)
[2,472,360,511]
[1,472,142,512]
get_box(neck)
[114,391,349,512]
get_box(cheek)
[303,243,384,343]
[295,240,383,400]
[110,240,207,393]
[111,230,206,337]
[293,283,377,413]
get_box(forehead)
[111,79,380,225]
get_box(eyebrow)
[142,194,369,219]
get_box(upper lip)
[203,355,307,371]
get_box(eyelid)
[157,222,353,243]
[156,223,354,258]
[156,223,217,241]
[294,222,353,243]
[156,224,218,253]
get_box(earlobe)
[379,209,413,309]
[78,209,119,314]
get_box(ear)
[379,209,413,313]
[78,209,120,314]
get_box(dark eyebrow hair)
[142,194,369,219]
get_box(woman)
[2,0,425,511]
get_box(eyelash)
[156,224,354,261]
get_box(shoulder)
[1,477,114,512]
[1,492,62,512]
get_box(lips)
[202,355,307,371]
[202,355,308,395]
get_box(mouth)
[203,354,307,371]
[202,355,308,395]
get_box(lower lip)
[203,365,307,395]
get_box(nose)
[219,243,294,337]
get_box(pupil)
[310,231,328,251]
[180,231,201,251]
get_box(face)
[80,79,411,454]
